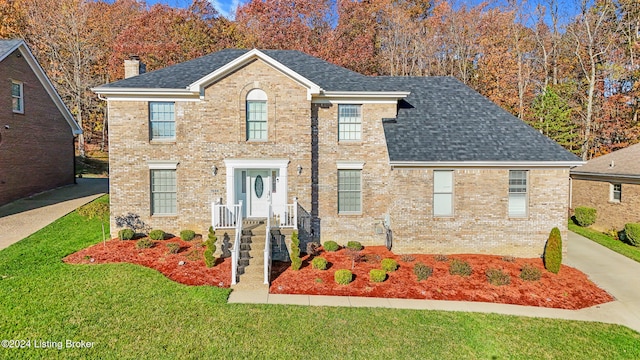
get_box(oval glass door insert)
[255,175,264,198]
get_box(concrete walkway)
[0,178,108,250]
[229,231,640,333]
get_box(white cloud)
[209,0,246,20]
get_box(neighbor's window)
[151,169,177,215]
[508,170,528,217]
[12,81,23,113]
[246,89,267,141]
[338,104,361,141]
[433,170,453,217]
[338,169,361,213]
[611,183,622,202]
[149,102,175,140]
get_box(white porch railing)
[264,201,272,285]
[212,202,242,229]
[225,201,243,285]
[273,197,298,230]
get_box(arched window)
[246,89,267,140]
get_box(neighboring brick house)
[0,39,82,206]
[571,143,640,231]
[94,49,581,261]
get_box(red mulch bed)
[270,246,613,310]
[63,238,232,287]
[65,241,613,310]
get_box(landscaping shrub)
[363,254,381,263]
[149,229,165,240]
[135,238,153,249]
[574,206,597,227]
[290,231,301,270]
[544,227,562,274]
[381,258,399,272]
[323,241,340,252]
[369,269,386,283]
[334,269,353,285]
[306,242,321,257]
[180,230,196,241]
[413,262,433,281]
[167,242,180,254]
[449,259,472,276]
[501,255,515,263]
[118,228,135,240]
[203,227,217,268]
[77,201,109,220]
[346,241,363,251]
[486,268,511,286]
[114,212,150,234]
[311,256,328,270]
[519,264,542,281]
[400,254,415,262]
[434,254,448,262]
[624,223,640,246]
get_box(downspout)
[73,136,77,184]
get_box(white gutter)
[319,91,410,99]
[390,161,586,168]
[91,87,197,96]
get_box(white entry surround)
[223,159,289,218]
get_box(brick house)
[571,143,640,231]
[94,49,580,285]
[0,39,82,206]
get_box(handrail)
[212,203,242,229]
[264,196,272,285]
[230,200,243,285]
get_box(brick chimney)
[124,56,146,79]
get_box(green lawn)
[569,222,640,263]
[1,196,639,359]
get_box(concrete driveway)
[0,178,108,250]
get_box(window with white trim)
[246,89,267,140]
[433,170,453,216]
[508,170,528,217]
[338,104,361,141]
[12,81,23,113]
[149,102,175,140]
[611,183,621,202]
[338,169,361,213]
[151,169,177,215]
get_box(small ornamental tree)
[203,226,217,268]
[544,227,562,274]
[290,231,301,270]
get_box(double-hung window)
[338,169,362,213]
[433,171,453,217]
[12,81,23,113]
[611,183,622,202]
[246,89,268,141]
[151,169,177,215]
[508,170,528,217]
[338,104,361,141]
[149,102,175,140]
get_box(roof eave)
[570,171,640,183]
[390,160,585,168]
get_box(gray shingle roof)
[0,39,23,58]
[98,49,579,163]
[571,143,640,176]
[381,76,581,162]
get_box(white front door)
[248,170,270,218]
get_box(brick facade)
[107,58,570,257]
[0,48,75,205]
[571,178,640,231]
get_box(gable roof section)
[381,76,582,165]
[570,143,640,181]
[0,39,81,135]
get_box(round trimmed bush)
[311,256,328,270]
[334,269,353,285]
[323,241,340,252]
[624,223,640,246]
[149,229,165,240]
[369,269,386,283]
[544,227,562,274]
[180,230,196,241]
[135,238,153,249]
[381,258,399,272]
[574,206,597,227]
[118,228,135,240]
[346,241,363,251]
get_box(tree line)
[1,0,638,159]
